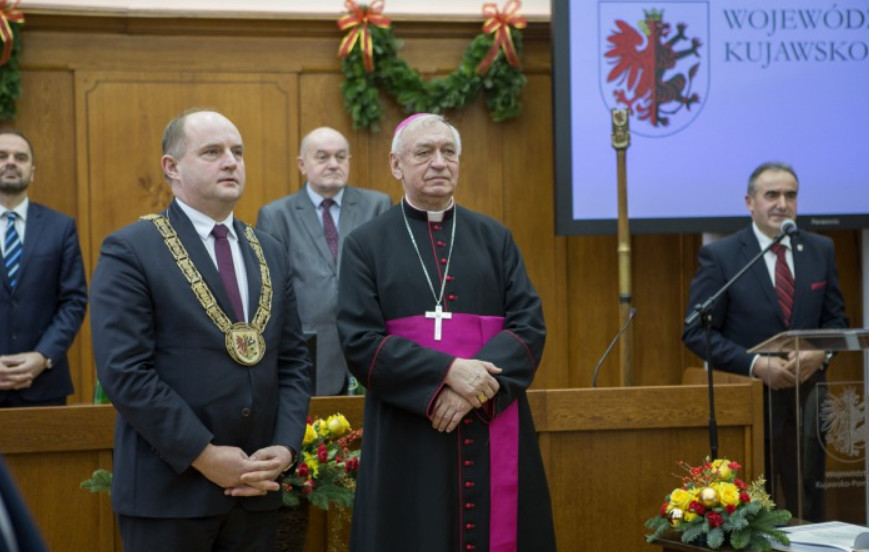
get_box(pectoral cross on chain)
[425,304,452,341]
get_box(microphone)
[779,218,798,237]
[591,308,637,387]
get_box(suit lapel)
[739,226,783,324]
[790,234,808,326]
[337,187,358,268]
[9,203,46,293]
[294,190,337,273]
[234,219,262,324]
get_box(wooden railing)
[0,384,763,551]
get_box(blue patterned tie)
[3,212,21,289]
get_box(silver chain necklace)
[401,201,457,341]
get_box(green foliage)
[80,469,113,494]
[340,24,526,131]
[0,23,23,122]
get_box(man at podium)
[682,161,848,521]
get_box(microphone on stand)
[592,307,637,387]
[780,218,798,237]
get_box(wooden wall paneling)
[632,234,694,386]
[501,73,568,389]
[567,235,620,387]
[825,230,864,383]
[75,70,297,261]
[531,384,764,552]
[678,233,703,370]
[363,97,412,204]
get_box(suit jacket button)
[241,408,251,417]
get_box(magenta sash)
[386,313,519,552]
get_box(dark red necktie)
[212,224,245,322]
[321,198,339,262]
[771,243,794,327]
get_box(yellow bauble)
[668,508,684,526]
[700,487,719,507]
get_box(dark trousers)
[766,383,826,522]
[119,505,277,552]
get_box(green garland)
[0,21,23,122]
[340,23,526,131]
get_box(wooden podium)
[0,384,763,552]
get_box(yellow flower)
[669,488,694,511]
[313,419,329,438]
[303,424,317,445]
[683,511,698,522]
[716,482,741,507]
[302,452,320,478]
[710,458,733,480]
[327,413,351,436]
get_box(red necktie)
[321,198,339,262]
[212,224,245,322]
[771,243,794,327]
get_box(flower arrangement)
[281,413,362,510]
[644,458,792,551]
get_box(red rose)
[706,512,723,527]
[660,502,669,517]
[317,443,329,463]
[345,457,359,473]
[689,501,706,515]
[734,478,747,490]
[725,504,736,514]
[739,492,750,503]
[297,463,310,478]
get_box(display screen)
[552,0,869,235]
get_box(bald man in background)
[257,127,390,395]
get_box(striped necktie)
[3,212,21,289]
[771,243,794,327]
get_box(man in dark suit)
[0,130,87,407]
[257,127,390,395]
[90,109,312,551]
[683,161,848,521]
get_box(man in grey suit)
[257,127,391,395]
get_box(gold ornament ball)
[668,508,684,526]
[700,487,719,507]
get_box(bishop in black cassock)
[337,114,556,552]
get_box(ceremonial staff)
[611,108,634,386]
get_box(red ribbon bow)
[476,0,526,75]
[0,0,23,68]
[337,0,391,73]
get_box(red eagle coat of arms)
[600,3,708,136]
